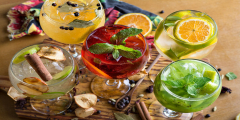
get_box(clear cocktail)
[154,10,218,61]
[154,59,221,117]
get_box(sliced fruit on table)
[74,93,97,109]
[37,46,66,61]
[75,107,96,118]
[23,77,49,93]
[13,46,40,64]
[53,66,73,80]
[114,13,152,36]
[7,86,27,101]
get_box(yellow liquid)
[40,0,105,44]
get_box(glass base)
[30,93,72,115]
[149,101,193,119]
[91,76,130,99]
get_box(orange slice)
[114,13,152,36]
[174,17,212,43]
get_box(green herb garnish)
[68,19,94,28]
[163,74,211,96]
[167,16,182,21]
[88,43,142,59]
[165,23,176,27]
[110,28,142,45]
[226,72,237,80]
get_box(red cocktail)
[81,25,149,98]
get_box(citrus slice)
[13,46,40,64]
[53,66,73,80]
[199,81,218,94]
[174,17,212,43]
[203,70,217,82]
[114,13,152,36]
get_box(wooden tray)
[0,39,207,120]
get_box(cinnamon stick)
[140,101,152,120]
[136,101,147,120]
[24,53,52,81]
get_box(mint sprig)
[88,43,142,59]
[110,28,142,45]
[163,74,211,96]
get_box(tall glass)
[39,0,105,61]
[8,44,79,115]
[81,25,150,99]
[154,59,221,118]
[154,10,218,61]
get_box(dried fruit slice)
[74,93,97,109]
[114,13,152,36]
[75,107,96,118]
[53,66,73,80]
[37,46,66,61]
[17,83,43,96]
[23,77,49,92]
[7,86,27,101]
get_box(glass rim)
[41,0,104,25]
[163,10,218,45]
[160,58,221,101]
[84,24,148,65]
[9,43,75,87]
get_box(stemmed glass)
[39,0,105,64]
[8,44,79,115]
[81,25,150,99]
[153,59,221,119]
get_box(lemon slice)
[114,13,152,36]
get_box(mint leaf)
[88,43,114,54]
[110,28,142,44]
[226,72,237,80]
[193,77,211,88]
[163,79,185,88]
[187,84,197,96]
[184,74,194,84]
[167,16,182,21]
[114,45,142,59]
[112,49,119,59]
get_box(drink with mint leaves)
[81,25,149,98]
[154,59,221,117]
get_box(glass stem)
[163,107,182,118]
[69,44,78,58]
[105,79,118,86]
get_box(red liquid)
[81,25,149,79]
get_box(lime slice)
[53,66,73,80]
[13,46,40,64]
[42,92,65,99]
[203,70,216,82]
[199,81,218,94]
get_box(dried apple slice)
[37,46,66,61]
[75,107,96,118]
[74,93,97,109]
[23,77,49,92]
[17,83,43,96]
[7,86,27,101]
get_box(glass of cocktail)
[81,25,150,99]
[153,59,221,118]
[39,0,105,61]
[8,44,79,115]
[154,10,218,61]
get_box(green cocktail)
[154,59,221,117]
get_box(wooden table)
[0,0,239,120]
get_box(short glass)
[154,59,221,118]
[154,10,218,61]
[81,25,150,99]
[40,0,105,59]
[8,44,79,115]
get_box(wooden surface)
[0,0,239,120]
[0,39,205,120]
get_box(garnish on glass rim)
[88,28,143,60]
[163,74,211,96]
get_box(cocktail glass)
[154,10,218,61]
[81,25,150,99]
[153,59,221,118]
[8,44,79,115]
[39,0,105,64]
